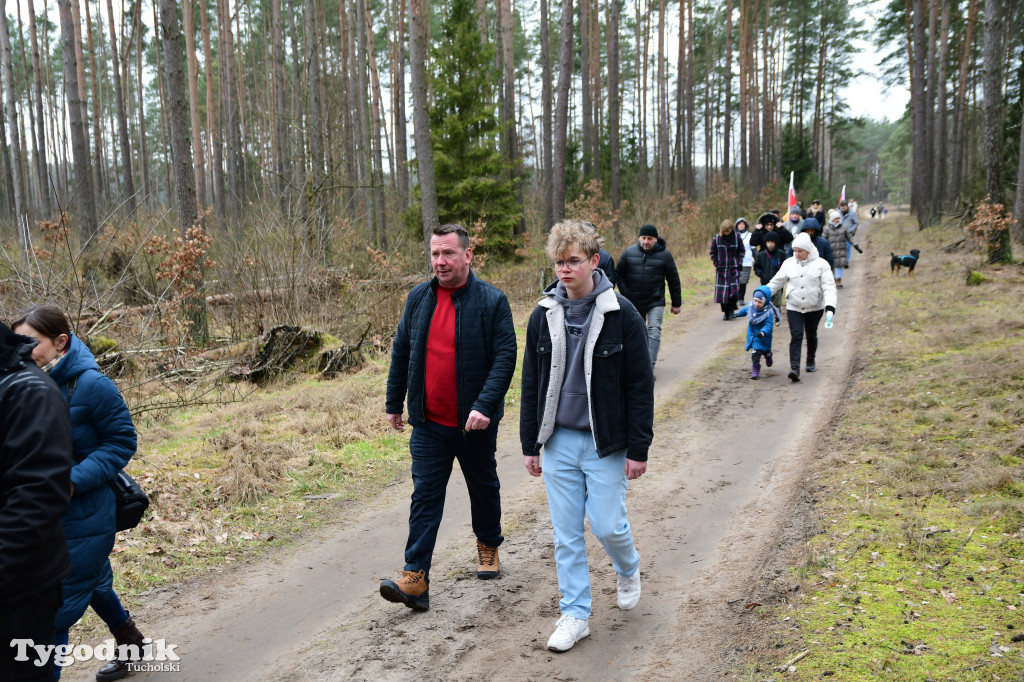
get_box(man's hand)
[524,456,542,477]
[386,413,405,431]
[670,306,681,315]
[465,410,491,431]
[625,459,647,480]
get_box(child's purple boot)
[751,362,761,380]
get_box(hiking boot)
[380,570,430,610]
[723,311,730,321]
[836,278,843,288]
[750,363,760,380]
[547,615,590,652]
[476,540,500,580]
[96,613,145,681]
[765,352,773,367]
[788,368,800,382]
[616,571,642,610]
[806,362,816,372]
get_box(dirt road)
[65,227,874,681]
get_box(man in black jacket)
[521,220,654,652]
[615,224,682,368]
[0,322,73,681]
[381,224,517,611]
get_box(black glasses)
[554,258,587,271]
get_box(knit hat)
[790,204,802,217]
[763,231,780,245]
[639,224,659,238]
[802,217,820,234]
[827,208,841,224]
[753,288,767,301]
[792,232,815,253]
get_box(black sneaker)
[806,363,816,372]
[788,368,800,382]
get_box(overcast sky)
[841,0,911,122]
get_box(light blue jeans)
[543,427,640,620]
[641,305,665,366]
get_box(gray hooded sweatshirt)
[546,269,614,430]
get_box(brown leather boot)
[476,540,500,580]
[380,569,430,610]
[96,613,145,681]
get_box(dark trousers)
[787,309,824,369]
[405,419,503,576]
[0,585,62,681]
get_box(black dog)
[890,249,920,275]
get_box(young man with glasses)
[521,221,654,652]
[614,224,682,367]
[381,223,517,610]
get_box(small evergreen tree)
[408,0,522,259]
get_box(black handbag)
[65,375,149,531]
[109,470,149,532]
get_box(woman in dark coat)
[13,305,145,681]
[710,219,744,320]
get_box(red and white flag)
[787,172,797,216]
[839,184,846,206]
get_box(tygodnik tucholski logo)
[10,637,181,672]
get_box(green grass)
[741,217,1024,680]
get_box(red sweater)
[424,285,461,427]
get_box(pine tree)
[425,0,522,258]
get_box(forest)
[1,0,1023,356]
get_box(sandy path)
[62,226,874,681]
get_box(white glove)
[825,311,834,329]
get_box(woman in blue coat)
[14,305,145,681]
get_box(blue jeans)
[543,427,639,620]
[404,419,503,576]
[640,306,665,366]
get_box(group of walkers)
[1,306,145,681]
[713,201,863,382]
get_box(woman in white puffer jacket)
[767,232,837,382]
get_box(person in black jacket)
[381,223,517,611]
[521,220,654,652]
[799,218,834,270]
[615,224,682,368]
[0,322,73,682]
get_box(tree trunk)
[932,0,949,213]
[202,0,222,216]
[304,0,325,228]
[393,0,409,204]
[362,0,387,247]
[552,0,574,222]
[27,0,51,214]
[0,10,28,254]
[219,0,242,215]
[57,0,98,238]
[409,0,438,262]
[1014,101,1024,241]
[83,0,107,211]
[271,0,289,203]
[136,1,149,207]
[981,0,1010,261]
[722,0,733,181]
[910,0,930,229]
[541,0,553,225]
[608,0,620,211]
[657,0,669,194]
[158,0,197,234]
[182,0,206,212]
[950,0,978,202]
[498,0,524,234]
[580,0,592,178]
[104,0,135,217]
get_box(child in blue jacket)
[735,285,779,380]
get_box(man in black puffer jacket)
[381,223,517,611]
[615,224,682,368]
[0,322,73,681]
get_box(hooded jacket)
[386,270,517,428]
[734,285,776,352]
[767,233,838,313]
[615,237,683,312]
[521,280,654,461]
[0,323,73,605]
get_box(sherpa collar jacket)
[520,284,654,461]
[0,324,73,605]
[386,270,517,428]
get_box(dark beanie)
[639,224,659,238]
[764,231,780,245]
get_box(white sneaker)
[546,615,590,652]
[616,571,641,610]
